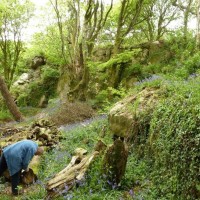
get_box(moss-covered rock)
[108,87,160,138]
[11,64,59,107]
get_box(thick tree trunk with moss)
[0,76,23,121]
[108,63,125,89]
[68,43,89,101]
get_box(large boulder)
[31,56,46,70]
[108,88,160,139]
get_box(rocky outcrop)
[11,56,46,107]
[11,56,60,108]
[108,88,160,139]
[13,56,46,88]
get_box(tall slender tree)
[197,0,200,48]
[172,0,196,43]
[138,0,179,41]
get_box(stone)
[13,73,29,86]
[38,95,48,108]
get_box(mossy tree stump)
[102,138,128,187]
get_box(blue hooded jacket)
[3,140,38,176]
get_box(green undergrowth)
[147,79,200,200]
[0,109,13,122]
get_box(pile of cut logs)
[27,119,63,147]
[0,119,62,149]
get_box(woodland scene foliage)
[0,0,200,199]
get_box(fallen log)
[46,148,99,198]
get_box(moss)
[98,51,138,70]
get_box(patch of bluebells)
[75,179,86,188]
[134,75,161,85]
[188,73,197,79]
[107,180,119,190]
[59,114,107,132]
[35,179,45,188]
[129,189,134,197]
[54,150,71,162]
[63,194,73,200]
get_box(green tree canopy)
[0,0,34,87]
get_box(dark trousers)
[0,153,21,195]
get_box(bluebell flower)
[129,189,134,197]
[64,194,73,200]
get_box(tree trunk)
[103,138,128,186]
[113,0,126,55]
[0,76,23,121]
[183,0,193,43]
[197,0,200,49]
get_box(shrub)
[26,81,44,107]
[184,52,200,74]
[143,64,162,74]
[98,51,139,70]
[123,63,143,78]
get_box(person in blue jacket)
[0,140,44,195]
